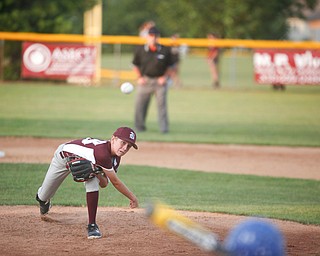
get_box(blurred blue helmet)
[224,219,286,256]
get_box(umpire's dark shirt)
[132,44,174,78]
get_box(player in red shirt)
[36,127,139,239]
[207,32,221,88]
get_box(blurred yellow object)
[145,202,221,253]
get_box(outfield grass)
[0,83,319,146]
[101,51,320,89]
[102,51,258,88]
[0,163,319,225]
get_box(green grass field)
[102,51,260,88]
[1,163,319,225]
[0,83,319,146]
[0,53,319,225]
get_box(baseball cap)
[148,26,160,35]
[113,127,138,149]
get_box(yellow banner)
[0,32,319,49]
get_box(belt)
[144,75,162,78]
[59,151,75,159]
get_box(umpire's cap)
[113,127,138,149]
[148,26,160,35]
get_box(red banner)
[253,49,320,85]
[22,42,96,83]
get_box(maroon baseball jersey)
[63,137,121,172]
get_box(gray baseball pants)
[134,77,169,133]
[37,143,100,202]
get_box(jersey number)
[82,137,107,146]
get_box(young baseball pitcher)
[36,127,139,239]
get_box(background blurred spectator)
[207,32,221,89]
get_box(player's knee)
[85,177,100,192]
[99,180,108,188]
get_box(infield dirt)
[0,137,319,256]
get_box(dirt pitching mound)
[0,206,319,256]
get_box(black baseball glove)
[66,157,102,182]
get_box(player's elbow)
[111,180,121,187]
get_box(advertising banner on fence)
[253,49,320,85]
[22,42,97,83]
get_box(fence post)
[84,1,102,85]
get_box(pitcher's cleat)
[35,194,51,215]
[87,223,102,239]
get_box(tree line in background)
[0,0,318,80]
[103,0,318,39]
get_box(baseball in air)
[120,82,134,94]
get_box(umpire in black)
[132,26,174,133]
